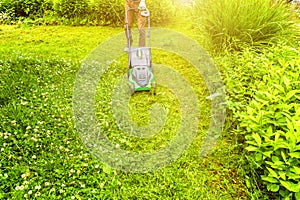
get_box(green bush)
[215,43,300,198]
[192,0,299,52]
[237,45,300,198]
[91,0,176,26]
[147,0,175,25]
[54,0,90,19]
[0,0,176,26]
[91,0,124,26]
[0,0,53,21]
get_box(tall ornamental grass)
[192,0,299,52]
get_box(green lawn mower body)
[127,47,156,95]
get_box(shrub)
[236,45,300,198]
[192,0,299,52]
[91,0,124,26]
[54,0,90,19]
[0,0,53,21]
[91,0,176,26]
[147,0,175,25]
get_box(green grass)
[0,25,121,60]
[0,24,250,199]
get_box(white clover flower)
[83,163,88,167]
[32,155,37,159]
[28,190,33,195]
[26,126,31,130]
[21,101,28,105]
[45,182,50,186]
[71,196,76,200]
[4,174,8,178]
[35,185,41,190]
[21,174,26,178]
[95,164,99,169]
[34,192,41,197]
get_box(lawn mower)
[125,7,156,95]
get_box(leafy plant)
[91,0,176,26]
[54,0,89,19]
[0,0,53,21]
[91,0,124,26]
[147,0,175,25]
[238,44,300,198]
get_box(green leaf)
[285,90,300,101]
[286,172,300,180]
[274,131,280,142]
[245,179,252,189]
[289,152,300,159]
[246,145,258,152]
[262,151,273,158]
[274,140,289,150]
[252,133,262,146]
[292,166,300,175]
[102,164,113,174]
[255,153,262,162]
[283,76,290,88]
[281,151,288,164]
[279,180,300,192]
[272,83,285,93]
[267,183,280,192]
[278,171,286,180]
[271,156,279,162]
[295,192,300,200]
[267,167,278,178]
[262,176,278,184]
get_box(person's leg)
[137,11,147,47]
[124,1,134,48]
